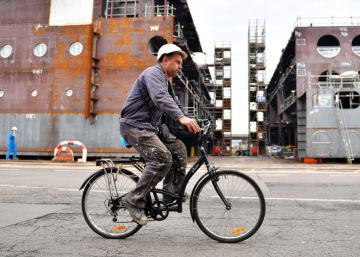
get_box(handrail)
[295,16,360,27]
[105,1,175,18]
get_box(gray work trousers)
[120,122,187,209]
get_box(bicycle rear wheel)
[81,168,142,239]
[192,170,265,243]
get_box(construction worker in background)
[6,126,18,160]
[119,43,201,225]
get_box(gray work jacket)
[120,64,184,131]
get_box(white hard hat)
[11,126,17,131]
[157,43,188,61]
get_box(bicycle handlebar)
[196,119,211,143]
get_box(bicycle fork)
[201,147,231,210]
[209,173,232,210]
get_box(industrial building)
[267,18,360,163]
[0,0,225,157]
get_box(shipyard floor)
[0,156,359,257]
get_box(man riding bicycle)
[119,43,201,225]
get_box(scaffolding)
[209,41,232,155]
[248,19,266,155]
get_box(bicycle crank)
[149,201,169,221]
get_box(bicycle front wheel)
[192,170,265,243]
[81,168,142,239]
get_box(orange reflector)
[112,226,126,231]
[231,227,245,235]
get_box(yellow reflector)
[231,227,245,235]
[112,226,126,231]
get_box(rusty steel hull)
[267,25,360,159]
[0,14,177,156]
[0,0,211,157]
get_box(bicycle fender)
[79,169,108,190]
[189,172,210,222]
[79,168,139,190]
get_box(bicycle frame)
[80,120,231,217]
[151,143,230,215]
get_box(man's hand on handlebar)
[178,116,201,133]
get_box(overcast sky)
[187,0,360,135]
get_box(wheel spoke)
[193,171,265,243]
[81,169,142,239]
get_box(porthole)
[147,36,167,56]
[31,90,38,97]
[351,35,360,56]
[33,43,47,57]
[316,35,340,58]
[0,44,12,59]
[69,42,83,56]
[0,90,4,97]
[66,89,73,97]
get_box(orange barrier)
[53,141,87,162]
[53,146,74,162]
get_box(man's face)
[162,53,183,78]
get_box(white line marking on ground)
[259,174,289,177]
[210,195,360,203]
[267,197,360,203]
[1,185,359,204]
[0,184,79,192]
[53,169,87,172]
[329,174,360,177]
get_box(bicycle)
[80,120,266,243]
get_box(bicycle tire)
[192,170,266,243]
[81,168,142,239]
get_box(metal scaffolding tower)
[211,41,232,155]
[248,19,266,155]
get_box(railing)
[280,92,296,113]
[104,1,175,18]
[311,72,360,90]
[295,16,360,27]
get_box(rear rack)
[96,156,143,166]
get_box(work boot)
[122,197,148,226]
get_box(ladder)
[334,95,354,164]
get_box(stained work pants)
[120,123,187,208]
